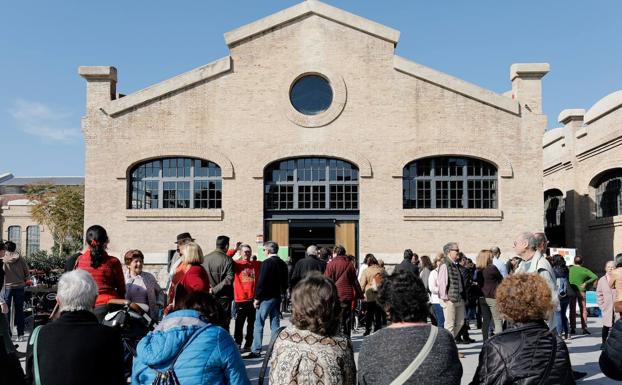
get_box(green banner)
[257,246,289,261]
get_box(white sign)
[549,247,576,266]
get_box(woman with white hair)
[25,269,125,385]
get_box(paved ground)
[14,315,614,384]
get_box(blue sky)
[2,0,621,176]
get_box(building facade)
[0,173,84,256]
[80,1,548,267]
[543,91,622,271]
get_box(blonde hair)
[475,249,493,270]
[181,242,204,265]
[433,252,445,268]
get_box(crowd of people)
[2,226,622,384]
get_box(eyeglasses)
[449,249,460,252]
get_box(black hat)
[175,232,195,244]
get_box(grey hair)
[306,245,318,257]
[443,242,458,256]
[519,232,538,251]
[264,241,279,255]
[240,244,252,252]
[491,247,500,256]
[57,269,98,313]
[534,232,548,249]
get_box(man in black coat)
[600,301,622,380]
[25,269,125,385]
[289,245,325,289]
[246,241,288,358]
[394,249,420,276]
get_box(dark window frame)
[594,169,622,218]
[129,157,222,209]
[403,157,498,209]
[26,225,40,257]
[7,226,21,249]
[265,157,358,211]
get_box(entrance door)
[289,220,336,263]
[335,220,357,257]
[266,221,288,260]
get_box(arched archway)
[263,157,359,262]
[544,188,565,247]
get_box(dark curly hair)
[291,273,340,336]
[377,270,429,323]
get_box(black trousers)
[217,297,232,332]
[234,301,256,348]
[340,301,353,338]
[363,301,383,333]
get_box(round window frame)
[289,74,334,116]
[283,69,347,128]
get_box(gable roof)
[224,0,400,47]
[394,56,520,115]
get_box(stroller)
[102,299,155,379]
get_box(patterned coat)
[269,326,356,385]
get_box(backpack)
[556,277,569,298]
[370,272,383,291]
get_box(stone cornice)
[394,56,519,115]
[224,0,400,47]
[585,90,622,125]
[101,57,231,117]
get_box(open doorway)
[288,220,335,263]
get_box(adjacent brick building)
[543,91,622,271]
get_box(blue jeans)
[556,298,569,335]
[4,287,25,336]
[432,303,445,329]
[251,298,281,354]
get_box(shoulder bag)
[258,326,286,385]
[30,325,43,385]
[388,325,439,385]
[149,325,209,385]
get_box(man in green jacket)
[569,256,598,334]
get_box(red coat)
[325,256,363,302]
[178,264,210,292]
[76,249,125,306]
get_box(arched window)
[264,158,359,211]
[544,189,565,228]
[129,157,222,209]
[403,157,497,209]
[7,226,20,248]
[593,169,622,218]
[26,225,40,257]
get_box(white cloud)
[9,99,80,142]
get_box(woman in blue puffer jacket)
[132,291,250,385]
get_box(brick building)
[79,1,549,268]
[0,173,84,256]
[543,91,622,271]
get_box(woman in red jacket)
[75,225,125,321]
[166,242,210,314]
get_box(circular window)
[289,75,333,116]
